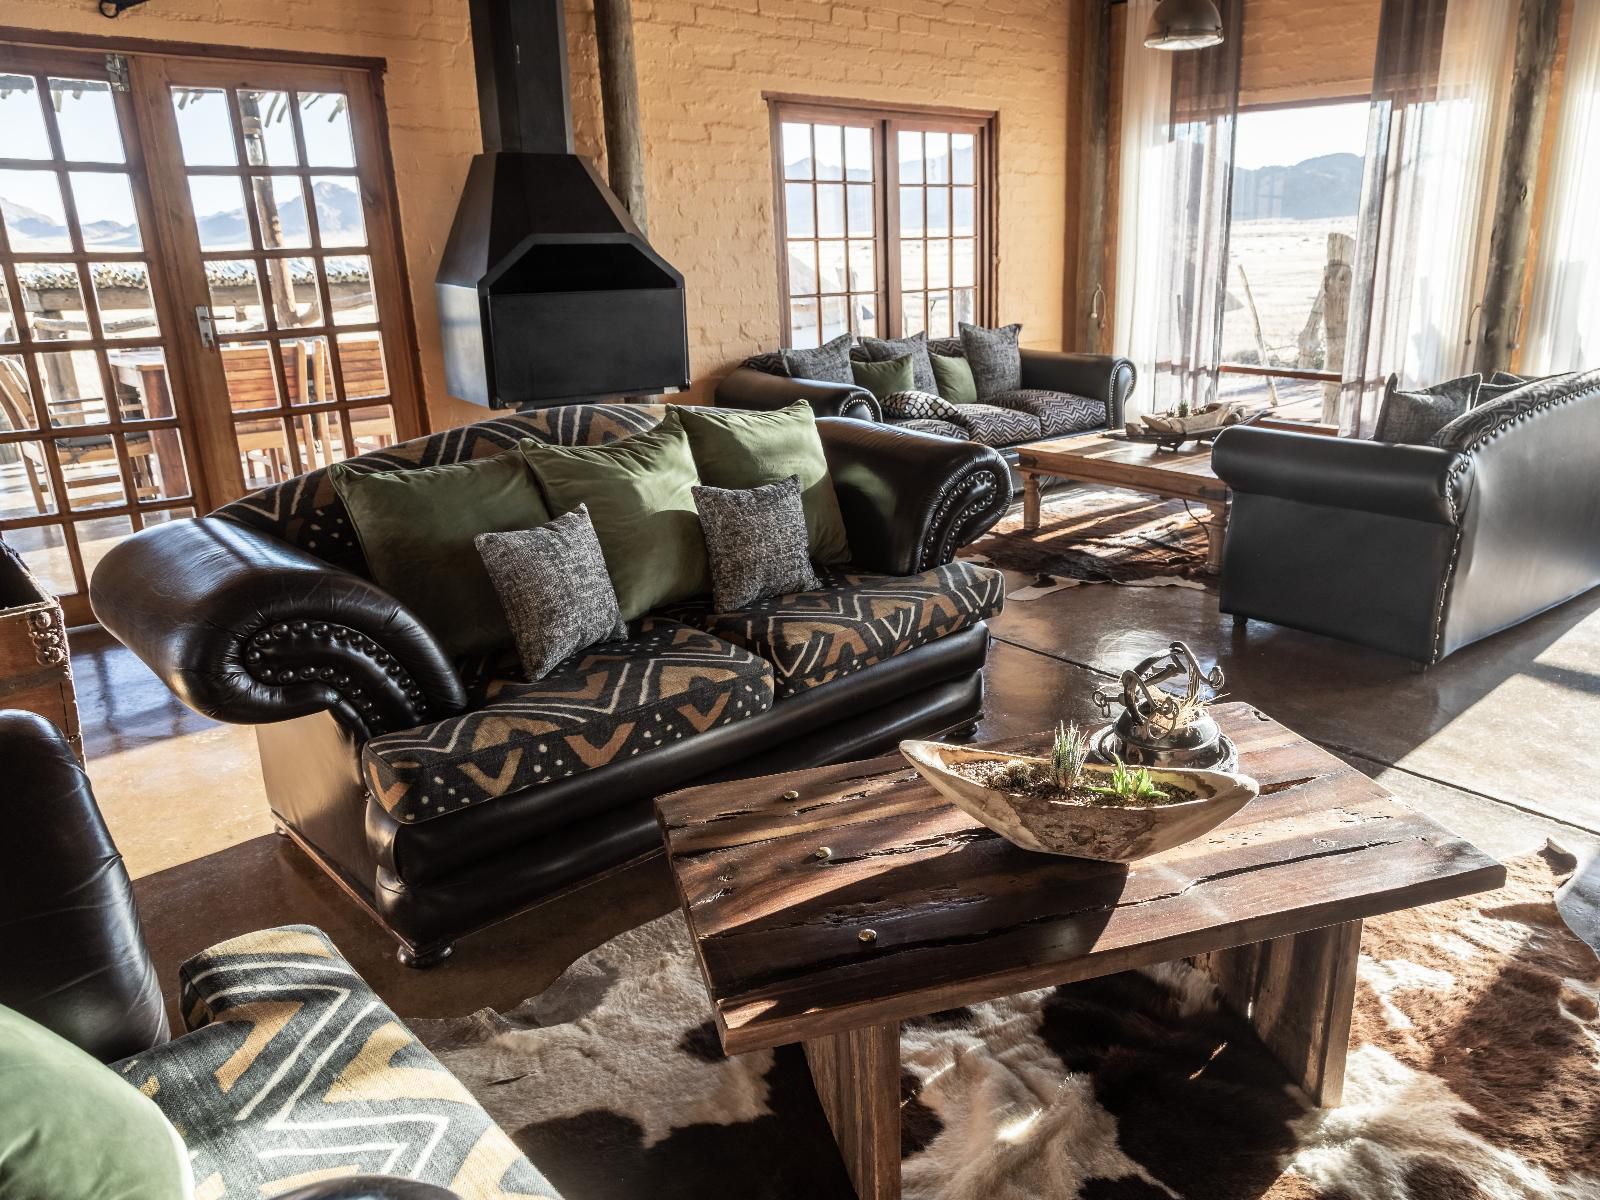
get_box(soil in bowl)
[949,756,1192,809]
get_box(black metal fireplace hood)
[436,0,688,409]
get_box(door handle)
[194,305,217,351]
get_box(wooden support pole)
[593,0,649,233]
[1475,0,1561,377]
[1074,0,1112,352]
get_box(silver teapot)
[1090,641,1236,771]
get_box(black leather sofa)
[715,337,1137,494]
[1212,369,1600,665]
[91,404,1011,965]
[0,709,546,1200]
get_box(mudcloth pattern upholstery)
[657,561,1005,698]
[363,620,775,821]
[113,925,558,1200]
[990,389,1106,437]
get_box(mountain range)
[1,179,363,250]
[1231,152,1363,222]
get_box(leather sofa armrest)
[0,710,169,1063]
[714,365,881,422]
[817,417,1010,574]
[274,1176,460,1199]
[1212,425,1472,525]
[90,516,467,738]
[1019,351,1136,428]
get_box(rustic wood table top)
[656,702,1505,1057]
[1016,431,1227,500]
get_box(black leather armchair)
[1213,369,1600,664]
[0,711,501,1200]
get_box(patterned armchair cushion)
[214,404,662,576]
[363,619,774,822]
[113,925,558,1200]
[656,561,1005,699]
[989,389,1106,437]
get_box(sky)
[1232,101,1371,171]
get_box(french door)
[0,41,422,624]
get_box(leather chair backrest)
[0,711,169,1062]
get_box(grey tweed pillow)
[475,505,627,681]
[958,322,1023,399]
[860,331,937,392]
[780,333,853,384]
[692,475,820,612]
[1373,372,1480,445]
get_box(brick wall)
[4,0,1072,425]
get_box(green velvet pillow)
[519,415,710,620]
[931,353,979,405]
[850,353,915,401]
[0,1005,193,1200]
[331,450,550,658]
[670,400,850,566]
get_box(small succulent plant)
[1088,755,1167,803]
[1049,721,1089,793]
[994,758,1038,791]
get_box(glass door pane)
[0,55,197,623]
[162,70,416,491]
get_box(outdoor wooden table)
[1016,432,1231,571]
[655,703,1505,1200]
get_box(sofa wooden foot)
[1231,613,1248,629]
[947,719,981,743]
[397,942,454,970]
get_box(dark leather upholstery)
[90,516,468,739]
[713,365,880,421]
[818,418,1010,574]
[715,346,1135,498]
[1213,369,1600,664]
[275,1179,461,1200]
[0,711,169,1063]
[1020,349,1135,430]
[90,406,1004,960]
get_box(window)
[771,100,993,349]
[1218,100,1370,422]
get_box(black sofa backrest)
[213,403,659,577]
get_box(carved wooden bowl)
[899,740,1259,862]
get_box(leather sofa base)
[258,627,992,958]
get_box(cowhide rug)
[414,846,1600,1200]
[960,487,1212,598]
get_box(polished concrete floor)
[70,520,1600,1025]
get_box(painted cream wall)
[4,0,1073,426]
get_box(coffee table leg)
[1193,919,1362,1107]
[802,1021,902,1200]
[1022,472,1041,532]
[1202,501,1228,574]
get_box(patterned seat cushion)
[215,403,662,575]
[890,416,970,440]
[363,619,774,822]
[990,388,1107,437]
[114,926,558,1200]
[657,561,1005,699]
[955,402,1042,448]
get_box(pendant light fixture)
[1144,0,1225,50]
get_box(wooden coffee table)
[1017,432,1231,571]
[655,704,1504,1200]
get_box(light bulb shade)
[1145,0,1225,50]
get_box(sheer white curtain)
[1113,0,1173,419]
[1113,0,1242,418]
[1523,0,1600,373]
[1340,0,1514,435]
